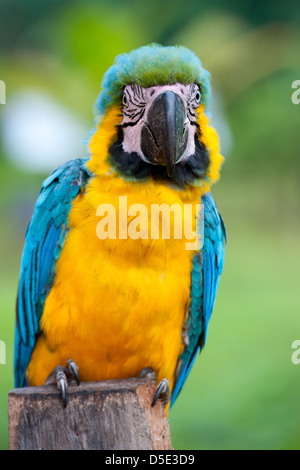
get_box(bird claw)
[139,368,170,408]
[44,359,80,408]
[66,359,80,385]
[152,378,170,408]
[139,367,157,382]
[56,367,68,408]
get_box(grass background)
[0,0,300,450]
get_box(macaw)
[14,44,226,410]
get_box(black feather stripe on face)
[108,127,210,187]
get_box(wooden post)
[8,378,173,450]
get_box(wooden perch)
[8,378,173,450]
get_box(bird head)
[90,44,223,189]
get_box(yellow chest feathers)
[31,174,203,388]
[44,174,202,336]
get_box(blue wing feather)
[14,158,91,387]
[171,191,226,407]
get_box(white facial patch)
[121,83,200,163]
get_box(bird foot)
[44,359,80,408]
[139,366,157,382]
[151,378,170,407]
[139,367,170,408]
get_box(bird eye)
[195,89,201,104]
[122,93,129,107]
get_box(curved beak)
[141,91,188,177]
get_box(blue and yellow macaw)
[14,44,226,410]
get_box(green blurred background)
[0,0,300,450]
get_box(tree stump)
[8,378,173,450]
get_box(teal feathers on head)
[95,44,211,119]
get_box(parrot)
[14,44,226,410]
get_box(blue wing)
[171,191,226,406]
[14,158,91,387]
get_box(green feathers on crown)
[94,44,212,119]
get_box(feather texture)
[95,44,211,121]
[14,158,91,387]
[171,192,226,406]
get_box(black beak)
[141,91,188,177]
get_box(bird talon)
[152,378,170,408]
[56,369,68,408]
[44,359,80,408]
[66,359,80,385]
[139,367,157,382]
